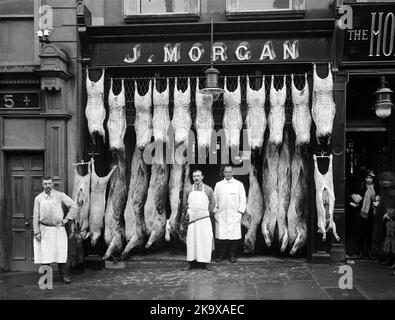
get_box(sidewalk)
[1,256,394,300]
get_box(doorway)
[6,153,44,271]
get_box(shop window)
[226,0,305,20]
[0,0,34,16]
[124,0,200,23]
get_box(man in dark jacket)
[349,170,379,259]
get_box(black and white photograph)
[1,0,395,308]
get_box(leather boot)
[215,240,225,262]
[58,263,71,284]
[229,240,238,263]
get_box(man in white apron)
[33,176,78,284]
[182,170,215,271]
[213,165,246,263]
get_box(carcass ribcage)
[85,69,106,142]
[291,74,311,146]
[122,147,150,257]
[178,163,192,244]
[153,78,170,144]
[246,75,266,150]
[287,148,308,255]
[268,75,286,146]
[223,104,243,150]
[277,132,291,252]
[242,163,264,253]
[261,143,279,247]
[223,76,242,150]
[89,160,117,246]
[103,163,127,260]
[313,154,339,241]
[71,166,91,239]
[166,161,184,242]
[195,79,214,151]
[312,63,336,143]
[134,80,153,150]
[107,79,127,152]
[172,77,192,146]
[144,159,169,249]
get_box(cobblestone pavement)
[1,256,395,300]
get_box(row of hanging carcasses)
[84,63,336,155]
[77,63,338,259]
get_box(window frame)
[124,0,200,23]
[226,0,306,20]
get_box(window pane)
[140,0,189,14]
[0,0,34,15]
[238,0,291,11]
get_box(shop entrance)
[5,153,43,271]
[345,75,395,256]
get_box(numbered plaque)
[0,92,40,110]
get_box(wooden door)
[6,153,44,271]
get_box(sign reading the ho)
[343,3,395,62]
[91,38,330,66]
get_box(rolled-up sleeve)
[238,182,247,214]
[33,196,40,235]
[61,193,79,221]
[205,186,216,215]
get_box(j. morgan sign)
[91,38,331,66]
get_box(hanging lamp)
[374,76,394,119]
[199,19,224,100]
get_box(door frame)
[2,150,45,272]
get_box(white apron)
[33,196,68,264]
[215,183,243,240]
[186,185,214,263]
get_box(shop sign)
[92,38,330,66]
[0,92,40,110]
[343,3,395,62]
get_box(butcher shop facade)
[74,0,347,266]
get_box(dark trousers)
[357,214,374,256]
[43,262,70,277]
[216,239,240,258]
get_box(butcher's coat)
[214,177,247,240]
[186,184,214,263]
[33,190,78,264]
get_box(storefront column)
[36,44,73,191]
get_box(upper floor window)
[124,0,200,22]
[226,0,305,20]
[0,0,34,16]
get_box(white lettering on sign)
[212,42,228,62]
[283,40,299,60]
[369,12,395,57]
[370,12,384,57]
[189,43,205,62]
[124,44,141,63]
[164,43,181,62]
[235,41,251,61]
[260,41,276,60]
[122,40,306,64]
[383,12,395,56]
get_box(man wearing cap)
[350,170,379,259]
[33,176,79,284]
